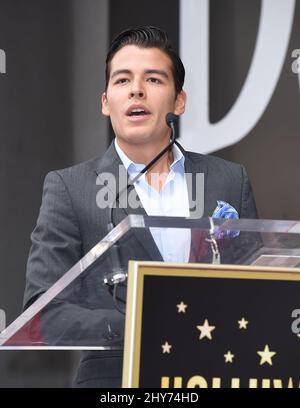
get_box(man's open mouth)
[126,105,151,117]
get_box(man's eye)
[147,77,162,84]
[115,78,129,84]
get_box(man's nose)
[129,80,145,98]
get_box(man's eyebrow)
[110,69,132,79]
[144,69,169,78]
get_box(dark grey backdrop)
[0,0,299,387]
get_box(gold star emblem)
[176,301,187,313]
[224,351,234,363]
[197,319,215,340]
[238,317,249,329]
[161,341,172,354]
[297,333,300,338]
[257,344,276,366]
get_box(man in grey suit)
[24,26,258,387]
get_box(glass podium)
[1,215,300,349]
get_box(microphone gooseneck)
[107,112,178,232]
[104,113,179,313]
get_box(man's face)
[102,45,186,150]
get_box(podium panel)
[123,262,300,388]
[1,214,300,371]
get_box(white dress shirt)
[114,139,191,262]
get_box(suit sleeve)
[23,171,124,346]
[24,171,82,307]
[239,165,258,219]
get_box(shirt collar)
[114,138,185,176]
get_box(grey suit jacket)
[24,141,258,387]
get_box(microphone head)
[166,112,178,128]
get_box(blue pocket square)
[212,201,240,238]
[212,200,239,219]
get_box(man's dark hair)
[105,26,185,96]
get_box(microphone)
[104,113,179,306]
[166,112,178,128]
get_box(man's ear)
[174,89,187,116]
[101,92,110,116]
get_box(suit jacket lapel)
[179,144,211,263]
[177,142,209,218]
[94,141,163,261]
